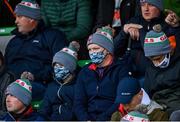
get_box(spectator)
[0,79,38,121]
[111,77,168,121]
[114,0,179,82]
[0,51,15,116]
[41,0,93,59]
[38,42,79,120]
[144,30,180,116]
[4,0,67,100]
[74,26,129,121]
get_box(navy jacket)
[114,13,178,76]
[5,21,67,82]
[0,106,38,121]
[74,59,129,121]
[38,78,76,120]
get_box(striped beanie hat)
[14,0,40,20]
[53,41,80,73]
[6,79,32,106]
[144,30,171,57]
[87,26,114,54]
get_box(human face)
[123,91,143,112]
[141,2,161,21]
[6,94,26,114]
[15,15,35,34]
[148,55,165,66]
[88,44,109,64]
[88,44,105,54]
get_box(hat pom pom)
[69,41,80,52]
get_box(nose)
[144,3,149,11]
[15,16,19,25]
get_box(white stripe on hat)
[145,34,168,44]
[20,1,40,9]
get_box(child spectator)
[0,79,39,121]
[38,42,79,120]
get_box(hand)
[165,9,180,27]
[21,71,34,81]
[124,24,143,40]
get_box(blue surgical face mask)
[54,65,70,81]
[89,50,106,64]
[154,53,170,68]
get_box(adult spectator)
[4,0,67,100]
[74,27,129,121]
[144,30,180,116]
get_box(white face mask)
[154,53,170,68]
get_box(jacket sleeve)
[38,85,54,120]
[34,29,67,82]
[73,73,90,120]
[67,0,92,41]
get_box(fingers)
[124,24,142,34]
[128,28,140,40]
[20,71,34,81]
[165,9,180,27]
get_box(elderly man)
[74,27,130,121]
[4,0,67,100]
[114,0,179,85]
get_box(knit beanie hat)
[53,41,80,73]
[140,0,163,11]
[14,0,41,20]
[5,79,32,106]
[121,111,150,122]
[144,30,171,57]
[87,26,114,54]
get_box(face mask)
[54,65,70,81]
[89,50,106,64]
[154,53,170,68]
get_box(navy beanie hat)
[14,0,41,20]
